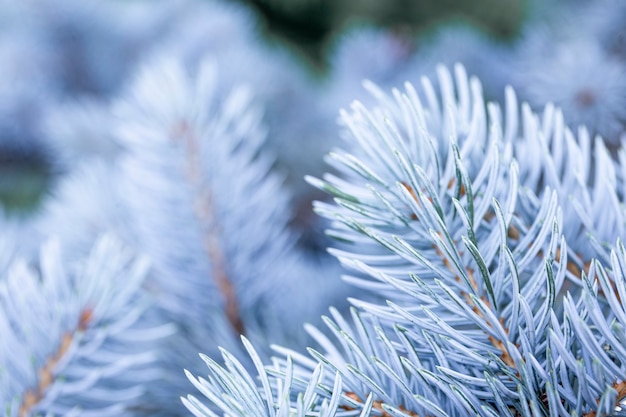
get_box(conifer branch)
[175,119,244,334]
[184,64,626,416]
[18,308,94,417]
[1,236,167,416]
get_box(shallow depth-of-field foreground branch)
[184,64,626,417]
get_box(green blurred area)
[234,0,527,69]
[0,150,52,216]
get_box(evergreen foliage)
[114,58,349,411]
[185,66,626,416]
[1,1,626,416]
[0,236,171,416]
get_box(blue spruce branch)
[184,64,626,416]
[2,1,626,415]
[115,56,350,414]
[0,236,171,417]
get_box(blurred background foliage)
[0,0,529,214]
[232,0,526,69]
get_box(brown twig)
[435,244,516,368]
[554,248,591,282]
[343,392,422,417]
[401,181,516,367]
[19,308,94,417]
[173,120,245,335]
[584,381,626,417]
[446,177,466,197]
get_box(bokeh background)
[0,0,527,213]
[233,0,525,67]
